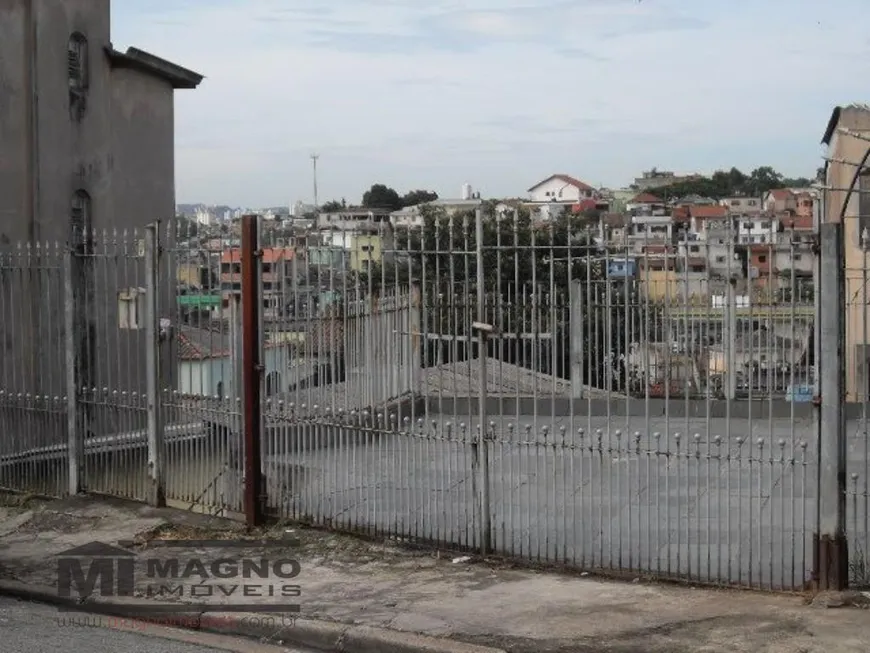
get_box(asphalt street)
[0,597,310,653]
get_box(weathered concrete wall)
[0,0,180,445]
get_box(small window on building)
[71,190,91,251]
[68,32,89,121]
[760,221,770,229]
[794,254,802,261]
[758,255,767,263]
[743,222,752,229]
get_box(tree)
[401,189,438,208]
[354,203,654,390]
[320,200,343,213]
[362,184,402,211]
[651,166,814,201]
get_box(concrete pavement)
[0,596,313,653]
[2,495,870,652]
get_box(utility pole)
[311,154,319,211]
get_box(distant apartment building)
[220,247,296,316]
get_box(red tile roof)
[528,174,594,192]
[768,189,794,201]
[779,214,813,230]
[689,205,728,219]
[571,199,599,213]
[629,192,663,204]
[220,247,295,264]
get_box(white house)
[527,174,597,204]
[736,214,777,245]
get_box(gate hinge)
[810,234,821,256]
[812,394,821,407]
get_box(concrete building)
[821,104,870,401]
[0,0,203,243]
[317,209,390,231]
[0,0,202,450]
[720,196,762,215]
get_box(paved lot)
[263,413,870,589]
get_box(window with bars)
[68,32,88,121]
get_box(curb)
[0,580,505,653]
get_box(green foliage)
[401,189,438,207]
[320,200,344,213]
[362,184,403,211]
[353,203,652,390]
[651,166,814,201]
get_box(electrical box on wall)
[118,288,146,329]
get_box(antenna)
[310,154,319,212]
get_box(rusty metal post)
[241,215,265,528]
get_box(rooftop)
[528,174,594,193]
[104,46,203,89]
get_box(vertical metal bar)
[474,207,491,555]
[241,215,264,528]
[816,221,847,590]
[64,249,81,495]
[145,222,165,507]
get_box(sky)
[111,0,870,208]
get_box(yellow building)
[349,233,383,272]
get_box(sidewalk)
[1,494,870,653]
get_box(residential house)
[527,174,597,205]
[821,104,870,400]
[390,197,484,229]
[684,205,740,279]
[626,192,666,214]
[177,324,321,399]
[317,209,391,231]
[720,196,762,215]
[763,189,797,214]
[0,0,202,441]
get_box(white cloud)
[111,0,870,206]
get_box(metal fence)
[0,209,856,592]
